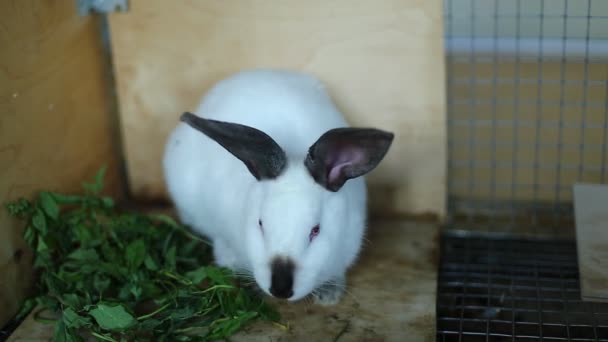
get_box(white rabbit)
[163,69,393,305]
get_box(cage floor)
[437,233,608,341]
[4,220,439,341]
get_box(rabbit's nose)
[269,257,294,299]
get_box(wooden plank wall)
[108,0,447,218]
[0,1,125,326]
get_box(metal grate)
[437,234,608,341]
[444,0,608,237]
[439,1,608,338]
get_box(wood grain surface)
[0,0,125,327]
[107,0,447,218]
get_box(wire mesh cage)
[437,235,608,341]
[444,0,608,238]
[439,0,608,340]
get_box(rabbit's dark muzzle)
[269,257,294,299]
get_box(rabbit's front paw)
[313,277,345,306]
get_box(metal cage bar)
[437,234,608,341]
[440,0,608,339]
[444,0,608,237]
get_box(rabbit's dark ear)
[180,112,287,180]
[305,127,394,192]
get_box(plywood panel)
[8,219,438,341]
[573,183,608,303]
[108,0,447,217]
[0,0,125,327]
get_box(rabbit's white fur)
[163,69,367,303]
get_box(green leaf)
[206,267,228,284]
[53,320,67,341]
[89,304,136,331]
[94,274,111,293]
[67,248,98,261]
[101,196,114,208]
[185,266,207,284]
[150,214,178,228]
[140,283,162,298]
[170,306,194,320]
[94,165,107,188]
[53,319,68,342]
[129,285,142,299]
[83,165,107,194]
[61,293,82,309]
[39,192,59,220]
[73,224,95,247]
[15,298,36,321]
[63,307,91,329]
[23,225,36,246]
[139,318,162,330]
[35,296,59,313]
[32,209,47,234]
[125,239,146,270]
[118,284,132,301]
[50,193,83,205]
[37,236,48,253]
[143,255,158,271]
[9,172,280,341]
[165,245,176,271]
[5,198,32,217]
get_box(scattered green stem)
[136,302,172,321]
[91,332,119,342]
[5,167,280,341]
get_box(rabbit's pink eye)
[309,224,320,242]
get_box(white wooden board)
[573,183,608,303]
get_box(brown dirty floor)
[8,219,439,342]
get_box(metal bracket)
[77,0,129,16]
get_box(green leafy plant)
[6,167,280,341]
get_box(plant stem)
[137,302,172,321]
[91,332,119,342]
